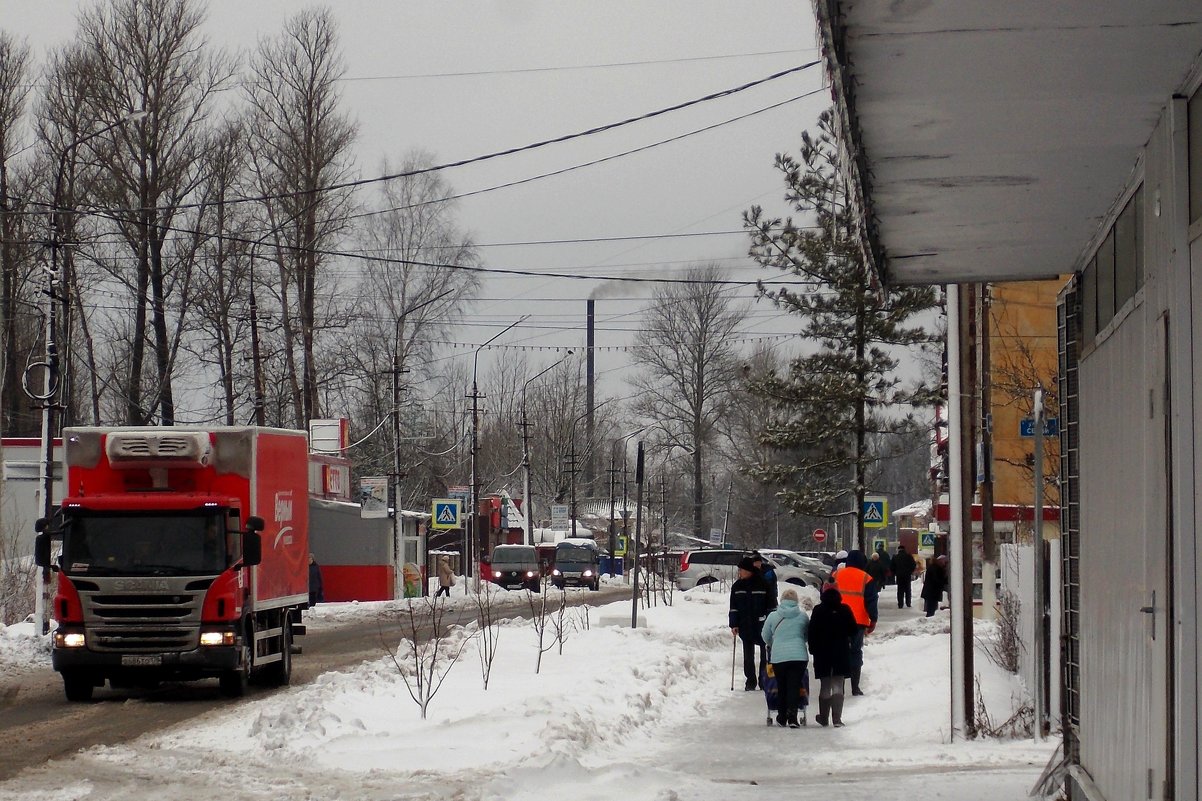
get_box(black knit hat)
[738,556,758,571]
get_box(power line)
[330,49,813,82]
[28,61,819,216]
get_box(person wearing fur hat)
[833,549,879,695]
[808,586,858,726]
[435,555,455,597]
[729,556,776,691]
[761,587,809,727]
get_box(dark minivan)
[488,544,541,591]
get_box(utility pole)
[607,454,619,559]
[979,284,997,621]
[721,475,734,546]
[630,441,644,629]
[1033,384,1047,740]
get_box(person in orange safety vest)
[833,549,879,695]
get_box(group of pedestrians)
[728,550,878,729]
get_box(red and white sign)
[813,528,827,543]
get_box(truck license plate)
[121,655,162,666]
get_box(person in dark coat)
[308,553,324,606]
[891,545,917,609]
[729,556,777,691]
[874,543,892,582]
[921,554,949,617]
[865,552,888,591]
[808,586,857,727]
[751,551,778,600]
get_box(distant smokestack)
[586,300,596,489]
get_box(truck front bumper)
[52,645,240,678]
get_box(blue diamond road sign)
[431,499,462,530]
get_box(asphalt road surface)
[0,585,631,781]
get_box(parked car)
[675,549,825,591]
[797,550,840,568]
[487,544,541,591]
[675,549,746,590]
[756,548,832,586]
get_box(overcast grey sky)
[5,0,828,400]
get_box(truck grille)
[80,580,205,653]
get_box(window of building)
[1095,229,1115,329]
[1190,86,1202,227]
[1114,189,1140,309]
[1081,255,1097,342]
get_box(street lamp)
[521,350,573,545]
[32,109,146,635]
[469,317,528,579]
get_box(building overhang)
[815,1,1202,285]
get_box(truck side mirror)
[243,531,262,567]
[34,533,51,568]
[245,516,264,533]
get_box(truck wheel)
[220,637,251,697]
[266,618,292,687]
[63,671,94,702]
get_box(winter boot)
[831,693,845,727]
[815,697,830,727]
[850,667,864,696]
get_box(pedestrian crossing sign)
[862,497,888,529]
[431,498,462,530]
[920,532,936,548]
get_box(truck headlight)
[55,631,86,648]
[493,571,503,579]
[552,569,561,576]
[582,570,593,577]
[200,630,236,647]
[526,571,536,578]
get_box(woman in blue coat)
[761,587,810,728]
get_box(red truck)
[34,426,310,701]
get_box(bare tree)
[527,579,555,673]
[631,264,745,538]
[0,34,33,436]
[471,583,503,690]
[381,596,474,720]
[336,152,479,478]
[72,0,233,425]
[185,118,255,424]
[245,7,357,428]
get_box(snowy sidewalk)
[0,583,1056,801]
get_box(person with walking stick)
[728,556,775,690]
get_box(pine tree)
[743,110,942,552]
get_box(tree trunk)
[149,233,174,425]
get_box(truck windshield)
[555,546,596,565]
[61,513,229,576]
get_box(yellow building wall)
[988,279,1067,507]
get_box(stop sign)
[813,528,827,543]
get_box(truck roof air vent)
[105,431,212,469]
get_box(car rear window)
[690,550,741,566]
